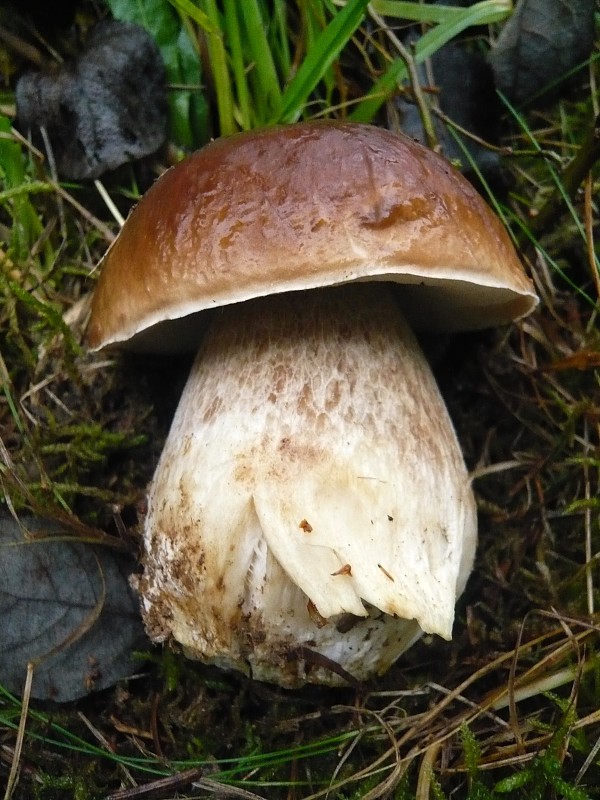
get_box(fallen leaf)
[0,514,148,702]
[392,41,503,188]
[106,0,209,149]
[15,20,167,179]
[487,0,596,105]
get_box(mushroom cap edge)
[86,121,538,352]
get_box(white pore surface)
[139,284,477,686]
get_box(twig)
[527,113,600,238]
[583,418,594,618]
[78,712,137,792]
[38,125,67,241]
[192,778,268,799]
[415,742,441,800]
[575,727,600,785]
[105,768,204,800]
[94,179,126,228]
[3,663,34,800]
[8,124,116,244]
[430,105,550,158]
[368,8,438,150]
[0,24,47,68]
[51,181,116,245]
[584,172,600,299]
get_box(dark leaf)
[106,0,210,148]
[16,20,168,179]
[487,0,596,105]
[391,41,503,190]
[0,514,148,702]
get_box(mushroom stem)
[138,284,477,686]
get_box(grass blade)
[372,0,511,24]
[222,0,252,129]
[276,0,370,123]
[200,0,237,135]
[350,0,513,122]
[167,0,216,32]
[240,1,283,121]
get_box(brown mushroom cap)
[86,122,537,352]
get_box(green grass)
[350,0,513,122]
[108,0,511,135]
[0,680,362,793]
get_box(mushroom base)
[138,285,477,687]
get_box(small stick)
[3,663,34,800]
[105,768,203,800]
[0,24,46,68]
[527,113,600,239]
[369,8,438,151]
[584,172,600,299]
[297,645,362,689]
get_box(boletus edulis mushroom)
[86,122,538,687]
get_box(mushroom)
[86,122,537,687]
